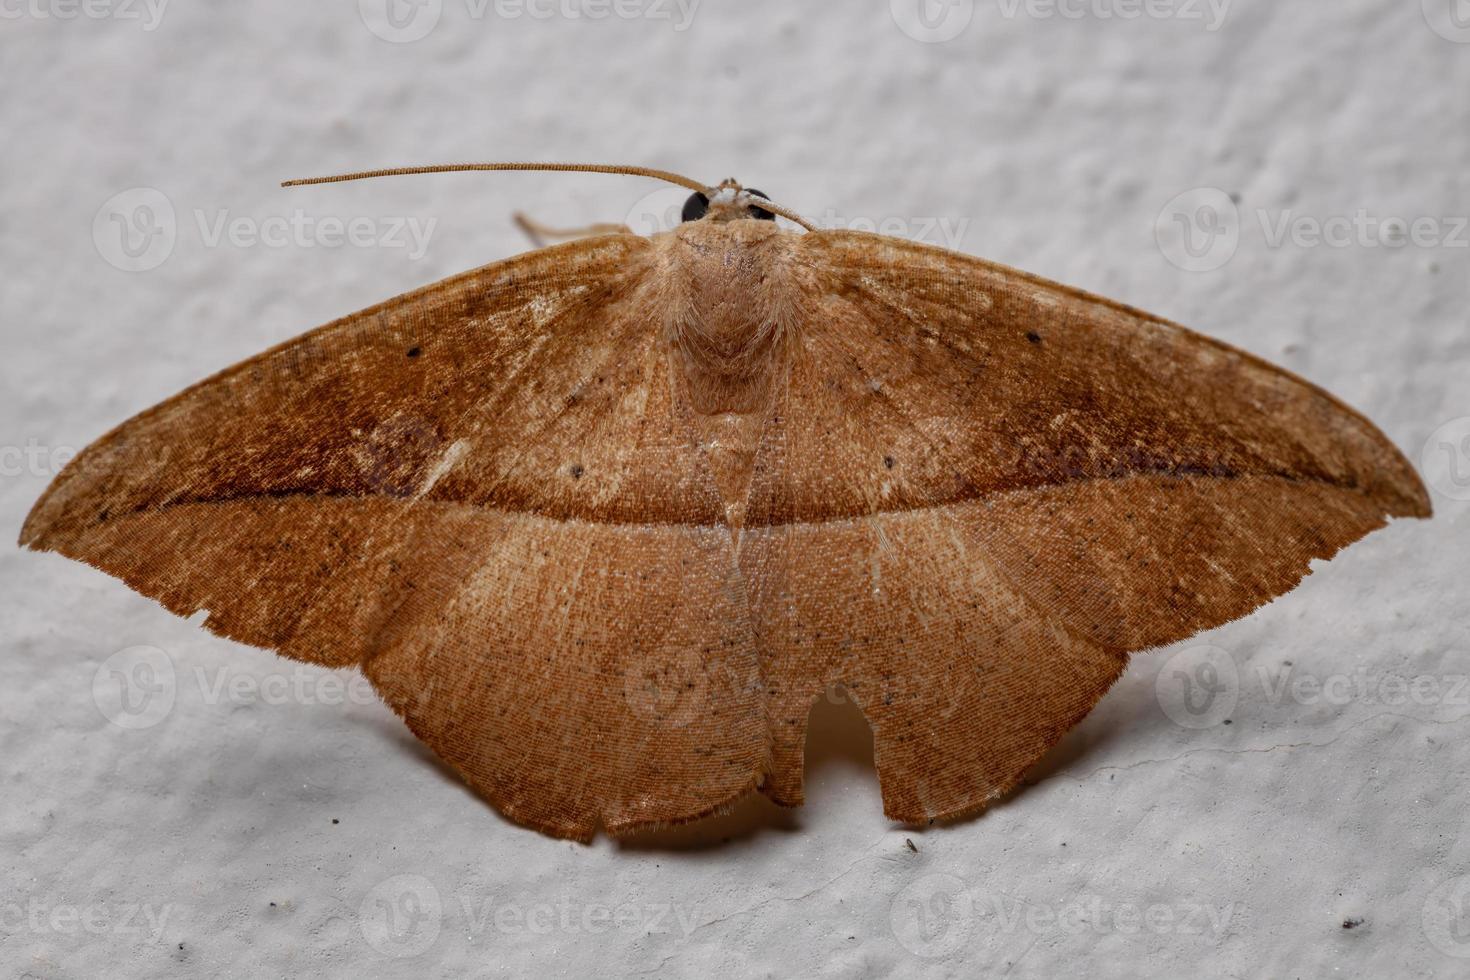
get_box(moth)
[23,163,1430,841]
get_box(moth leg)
[512,212,633,249]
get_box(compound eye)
[681,192,710,222]
[744,188,777,221]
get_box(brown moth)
[22,163,1430,841]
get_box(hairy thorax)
[653,219,807,528]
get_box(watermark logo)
[890,874,975,959]
[0,0,169,30]
[1155,644,1239,729]
[625,186,691,236]
[1155,187,1240,272]
[1424,875,1470,959]
[1423,0,1470,43]
[92,645,177,731]
[94,187,177,273]
[359,0,443,42]
[623,640,709,729]
[890,0,975,43]
[360,412,445,496]
[1422,418,1470,502]
[359,875,443,957]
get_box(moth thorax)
[663,219,796,413]
[661,293,781,417]
[676,309,783,375]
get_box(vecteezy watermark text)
[1,898,175,943]
[0,439,75,481]
[1157,187,1470,272]
[1257,664,1470,709]
[358,0,700,43]
[93,187,438,272]
[621,186,972,248]
[994,0,1229,30]
[93,645,378,730]
[193,209,437,260]
[1155,644,1470,730]
[357,874,703,958]
[890,873,1237,960]
[0,0,168,30]
[890,0,1229,44]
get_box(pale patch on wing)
[417,438,470,498]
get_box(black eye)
[745,188,777,221]
[681,192,709,222]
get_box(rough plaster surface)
[2,1,1468,977]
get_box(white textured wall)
[3,1,1469,977]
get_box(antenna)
[281,162,816,231]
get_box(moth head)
[682,179,778,224]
